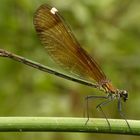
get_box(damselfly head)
[119,90,128,102]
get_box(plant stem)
[0,117,139,135]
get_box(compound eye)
[124,90,128,94]
[123,91,128,101]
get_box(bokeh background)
[0,0,140,139]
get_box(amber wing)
[33,4,107,83]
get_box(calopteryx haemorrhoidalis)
[0,4,130,130]
[33,4,129,129]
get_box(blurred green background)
[0,0,140,139]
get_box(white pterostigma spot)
[50,7,58,14]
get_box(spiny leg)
[96,97,115,130]
[118,97,131,131]
[84,95,108,125]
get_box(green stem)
[0,117,139,135]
